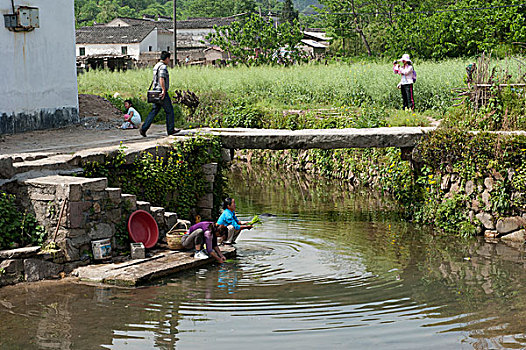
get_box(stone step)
[121,193,137,211]
[0,246,41,259]
[136,200,151,212]
[12,154,81,174]
[0,168,85,186]
[150,206,165,229]
[164,212,178,231]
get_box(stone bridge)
[185,127,437,150]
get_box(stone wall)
[0,160,219,286]
[440,171,526,244]
[239,148,526,246]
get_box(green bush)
[222,99,265,128]
[0,192,46,250]
[83,136,225,221]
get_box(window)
[149,46,152,52]
[121,46,127,55]
[167,46,170,51]
[79,47,85,56]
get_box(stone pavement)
[0,123,171,156]
[73,245,236,287]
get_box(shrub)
[222,99,265,128]
[0,192,46,250]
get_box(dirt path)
[0,95,170,156]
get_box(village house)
[1,0,79,134]
[74,14,330,69]
[76,15,241,68]
[301,30,330,59]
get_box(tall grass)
[78,60,469,111]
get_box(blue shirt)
[217,209,240,230]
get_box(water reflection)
[0,164,525,349]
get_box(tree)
[234,0,258,15]
[183,0,236,18]
[280,0,298,24]
[318,0,375,56]
[207,13,305,65]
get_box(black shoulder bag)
[147,65,162,103]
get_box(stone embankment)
[239,147,526,246]
[0,135,224,287]
[441,172,526,244]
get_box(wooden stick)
[52,200,67,243]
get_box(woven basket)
[166,223,188,250]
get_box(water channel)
[1,164,526,349]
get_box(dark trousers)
[401,84,415,110]
[141,95,175,134]
[181,229,204,250]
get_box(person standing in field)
[393,54,415,110]
[140,51,179,137]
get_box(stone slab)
[23,258,64,282]
[136,200,151,212]
[184,127,437,150]
[0,246,41,259]
[73,246,236,287]
[12,154,80,174]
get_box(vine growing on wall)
[0,192,46,250]
[244,129,526,237]
[83,136,225,221]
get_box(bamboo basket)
[166,222,188,250]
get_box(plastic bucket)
[92,239,112,260]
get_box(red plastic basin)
[128,210,159,248]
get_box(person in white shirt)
[393,53,415,110]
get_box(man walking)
[140,51,179,137]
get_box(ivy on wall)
[83,136,225,220]
[0,192,46,250]
[245,129,526,237]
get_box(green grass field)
[80,58,526,130]
[78,60,468,112]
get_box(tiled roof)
[301,39,328,48]
[110,14,242,30]
[76,25,155,44]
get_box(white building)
[0,0,79,134]
[76,15,241,64]
[76,25,162,61]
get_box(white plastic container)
[91,239,112,260]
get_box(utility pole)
[173,0,177,64]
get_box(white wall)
[157,31,173,52]
[0,0,79,134]
[77,43,141,60]
[139,29,158,55]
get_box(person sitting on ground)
[216,197,253,245]
[120,99,141,129]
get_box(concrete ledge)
[185,127,437,150]
[73,246,236,287]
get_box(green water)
[1,164,526,349]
